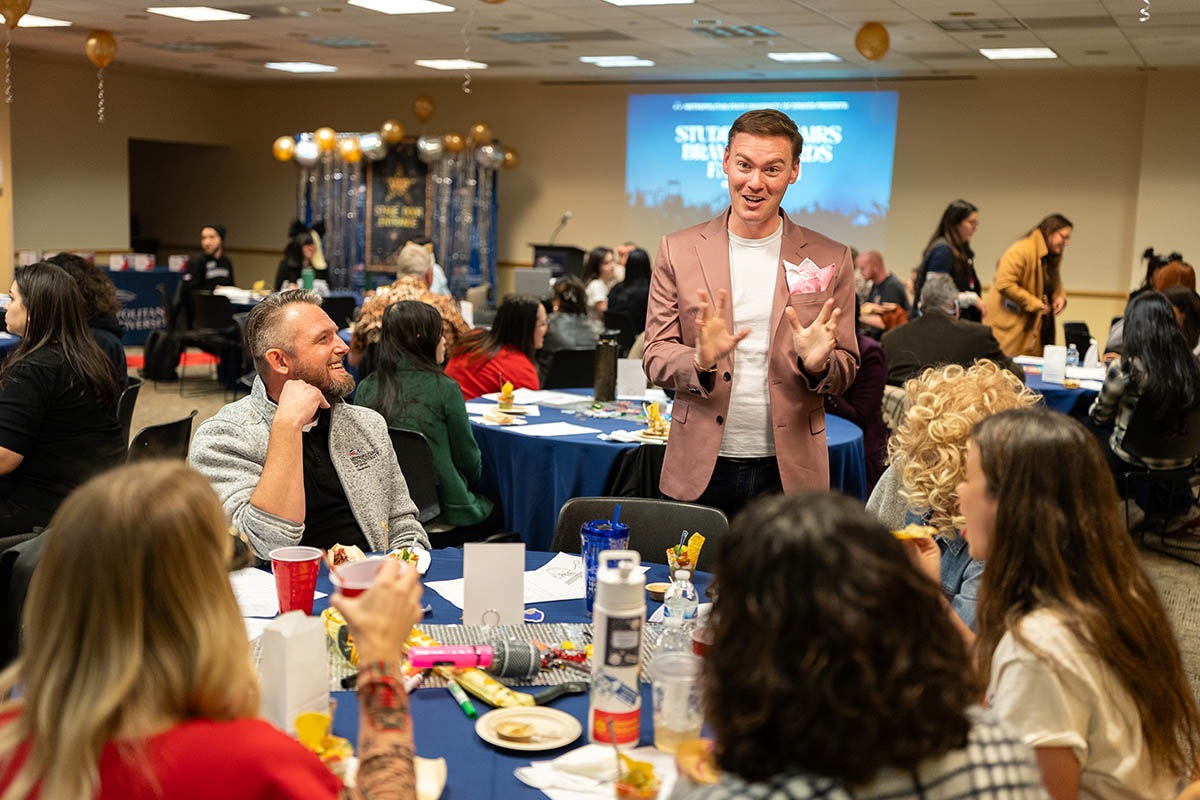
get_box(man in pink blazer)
[643,109,860,517]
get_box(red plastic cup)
[269,546,323,615]
[690,626,713,658]
[329,557,389,598]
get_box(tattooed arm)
[347,662,416,799]
[331,559,422,800]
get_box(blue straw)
[612,504,622,528]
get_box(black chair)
[0,531,48,669]
[603,310,637,356]
[387,428,442,523]
[117,375,144,444]
[1120,405,1200,564]
[550,496,728,573]
[1062,321,1091,357]
[542,348,596,390]
[128,410,198,462]
[184,292,244,394]
[323,295,358,330]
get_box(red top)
[0,714,341,799]
[444,345,540,400]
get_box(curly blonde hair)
[888,360,1038,533]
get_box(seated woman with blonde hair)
[867,359,1037,632]
[0,461,420,799]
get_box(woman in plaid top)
[1089,291,1200,474]
[689,492,1047,800]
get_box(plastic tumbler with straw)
[581,504,628,613]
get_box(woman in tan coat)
[984,214,1073,356]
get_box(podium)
[530,244,586,280]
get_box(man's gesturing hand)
[695,288,751,369]
[275,378,330,430]
[786,298,841,374]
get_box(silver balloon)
[294,139,320,167]
[417,134,444,164]
[359,132,387,162]
[476,143,503,170]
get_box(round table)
[470,395,867,551]
[319,549,708,800]
[1023,371,1098,414]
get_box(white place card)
[463,542,525,625]
[1042,344,1067,385]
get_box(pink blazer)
[642,211,860,501]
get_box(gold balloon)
[467,121,493,144]
[85,29,117,69]
[413,94,435,123]
[339,137,362,163]
[502,147,519,169]
[0,0,31,29]
[443,132,465,154]
[380,119,405,144]
[272,136,296,162]
[855,22,889,62]
[314,127,338,152]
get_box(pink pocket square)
[785,259,836,295]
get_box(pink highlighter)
[407,645,494,669]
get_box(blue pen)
[446,677,477,719]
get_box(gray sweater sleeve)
[189,418,306,558]
[865,463,910,530]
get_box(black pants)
[434,500,508,547]
[672,456,783,521]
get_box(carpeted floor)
[1140,544,1200,700]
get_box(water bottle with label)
[655,569,698,657]
[588,550,645,749]
[1066,343,1080,367]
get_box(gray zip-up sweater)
[189,377,429,558]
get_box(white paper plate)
[476,706,582,752]
[634,430,670,444]
[495,404,534,415]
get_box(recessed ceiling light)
[767,51,841,63]
[602,0,693,5]
[147,7,251,22]
[979,46,1057,60]
[580,55,655,67]
[347,0,455,13]
[265,61,338,72]
[415,58,487,70]
[17,14,71,27]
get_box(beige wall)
[6,57,1198,336]
[1130,70,1200,291]
[0,85,12,284]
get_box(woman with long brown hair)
[913,199,983,322]
[958,407,1200,799]
[984,214,1073,357]
[0,461,420,799]
[693,491,1046,799]
[0,262,125,539]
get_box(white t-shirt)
[585,278,611,322]
[719,224,783,458]
[987,609,1178,800]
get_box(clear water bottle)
[663,569,699,627]
[1066,343,1080,367]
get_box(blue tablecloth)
[317,549,706,800]
[1024,371,1098,414]
[108,268,183,346]
[471,394,867,551]
[0,333,17,357]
